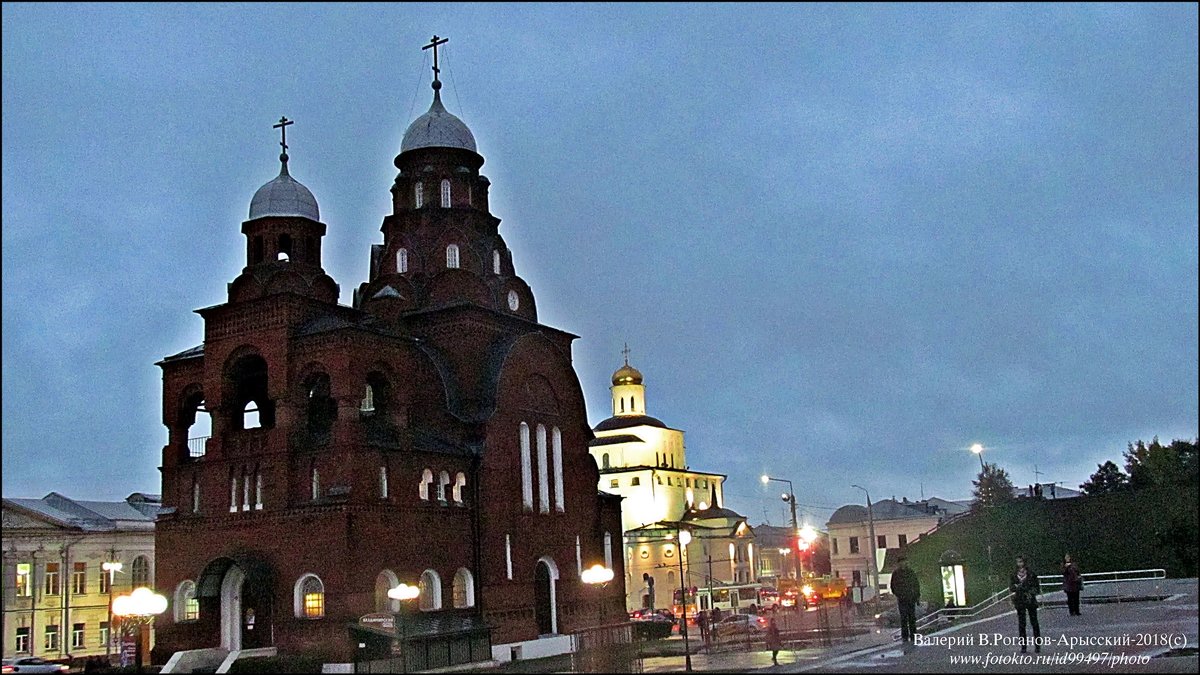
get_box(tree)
[1124,437,1200,490]
[972,462,1016,509]
[1079,460,1128,495]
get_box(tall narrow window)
[72,622,85,649]
[360,384,375,414]
[255,470,263,509]
[175,580,199,622]
[420,469,433,500]
[452,472,466,503]
[505,534,514,580]
[452,568,475,608]
[15,563,32,597]
[230,476,238,512]
[131,556,150,588]
[296,575,325,618]
[729,543,736,580]
[446,244,459,269]
[311,467,320,500]
[519,422,533,511]
[379,466,389,498]
[575,535,583,577]
[552,427,564,512]
[243,401,260,429]
[242,468,251,511]
[45,563,60,595]
[536,424,549,513]
[192,478,201,513]
[602,453,610,469]
[396,248,409,273]
[441,179,451,207]
[418,570,442,611]
[492,250,501,274]
[414,182,424,208]
[72,562,87,595]
[437,470,450,502]
[604,532,613,569]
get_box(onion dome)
[400,86,477,154]
[612,363,643,386]
[249,153,320,221]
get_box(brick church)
[153,39,625,669]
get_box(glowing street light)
[970,443,986,471]
[388,583,421,673]
[112,587,167,671]
[387,583,420,602]
[581,564,615,586]
[102,561,123,663]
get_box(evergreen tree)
[1079,460,1128,495]
[1124,437,1200,489]
[972,462,1016,509]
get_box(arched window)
[295,574,325,618]
[519,423,533,511]
[396,248,409,273]
[441,179,451,208]
[437,470,450,502]
[254,469,263,509]
[242,467,251,511]
[452,568,475,608]
[667,570,676,587]
[552,427,564,512]
[379,466,389,499]
[602,453,610,469]
[536,424,549,513]
[243,401,260,429]
[229,354,272,431]
[131,556,150,588]
[452,472,466,504]
[492,250,501,275]
[414,182,424,208]
[252,236,264,264]
[230,475,238,512]
[304,372,335,438]
[279,233,292,259]
[418,570,442,611]
[174,580,199,622]
[360,384,375,414]
[375,570,400,613]
[419,469,433,500]
[446,244,459,269]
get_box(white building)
[2,492,163,665]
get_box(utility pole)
[851,485,880,619]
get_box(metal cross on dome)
[423,34,449,84]
[273,116,293,154]
[622,343,631,365]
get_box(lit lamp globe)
[581,564,615,586]
[678,530,692,546]
[113,587,168,618]
[799,524,818,546]
[387,583,420,602]
[760,475,770,485]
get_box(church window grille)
[295,574,325,618]
[397,247,409,273]
[230,475,238,512]
[415,182,423,208]
[452,472,466,503]
[536,424,549,513]
[418,569,442,611]
[437,470,450,502]
[420,469,433,500]
[552,426,564,511]
[446,244,460,269]
[519,423,533,511]
[441,179,451,207]
[131,556,150,588]
[452,568,475,608]
[493,250,501,274]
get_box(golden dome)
[612,363,643,386]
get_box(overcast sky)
[3,3,1196,529]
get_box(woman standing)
[1062,553,1083,616]
[765,617,783,665]
[1010,555,1042,653]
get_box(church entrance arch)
[198,555,274,651]
[533,556,559,636]
[220,565,245,651]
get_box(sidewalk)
[639,621,896,672]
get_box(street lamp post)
[111,587,167,673]
[971,443,986,472]
[581,564,616,625]
[850,484,880,619]
[387,583,420,673]
[761,475,800,580]
[102,560,123,663]
[676,527,693,672]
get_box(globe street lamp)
[970,443,986,471]
[581,564,616,625]
[388,583,421,673]
[102,560,123,663]
[111,587,167,672]
[676,528,693,672]
[761,475,800,580]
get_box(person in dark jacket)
[1062,553,1083,616]
[765,617,783,665]
[890,555,921,643]
[1010,555,1042,652]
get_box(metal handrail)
[188,436,210,458]
[891,568,1167,640]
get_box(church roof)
[4,492,163,532]
[588,434,644,447]
[593,414,672,432]
[249,156,320,221]
[401,90,477,154]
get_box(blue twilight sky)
[3,3,1197,528]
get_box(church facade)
[153,45,624,668]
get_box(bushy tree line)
[1079,437,1198,495]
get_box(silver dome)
[401,90,476,154]
[249,158,320,221]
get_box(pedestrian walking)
[765,617,783,665]
[1062,553,1083,616]
[890,554,921,644]
[1010,555,1042,653]
[697,609,709,648]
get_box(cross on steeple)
[423,35,449,88]
[621,343,631,366]
[273,116,293,167]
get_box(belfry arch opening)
[304,372,336,440]
[180,389,211,458]
[227,354,274,431]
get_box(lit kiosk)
[938,550,967,608]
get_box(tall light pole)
[388,583,420,673]
[102,560,123,663]
[676,527,693,672]
[582,564,615,625]
[112,587,167,672]
[761,475,799,580]
[850,484,880,618]
[970,443,986,472]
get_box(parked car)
[2,657,70,674]
[714,613,769,636]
